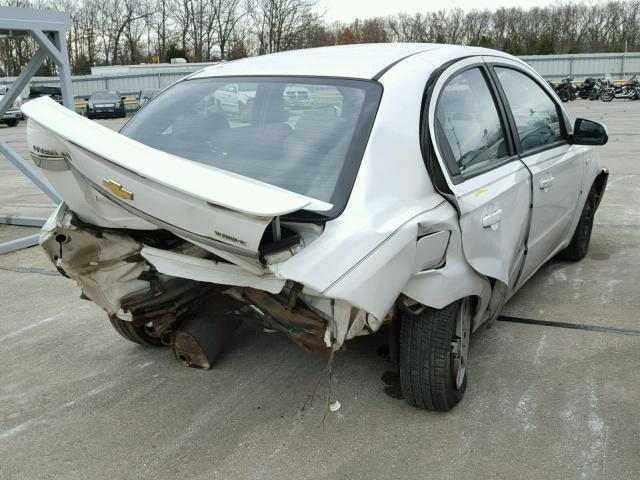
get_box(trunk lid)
[23,97,331,260]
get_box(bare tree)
[2,0,640,75]
[211,0,245,59]
[249,0,321,54]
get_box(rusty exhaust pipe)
[172,294,244,369]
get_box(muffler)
[172,294,245,369]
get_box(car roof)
[192,44,515,81]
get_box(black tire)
[108,314,165,347]
[560,192,595,261]
[399,299,471,411]
[558,90,570,102]
[601,91,614,102]
[5,118,18,127]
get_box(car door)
[426,58,532,289]
[488,60,585,286]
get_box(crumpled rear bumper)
[39,204,389,350]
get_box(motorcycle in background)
[552,76,576,102]
[576,77,597,99]
[601,75,639,102]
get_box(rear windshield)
[93,91,119,100]
[120,76,381,215]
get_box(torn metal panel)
[242,288,328,352]
[141,246,286,294]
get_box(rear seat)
[204,108,354,202]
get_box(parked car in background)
[0,85,23,127]
[213,84,314,121]
[283,85,313,110]
[29,85,63,104]
[24,44,609,411]
[138,88,161,109]
[212,82,256,121]
[85,91,126,119]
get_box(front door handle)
[539,177,555,190]
[482,208,503,229]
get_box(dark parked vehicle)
[137,88,161,109]
[552,76,576,102]
[576,77,596,99]
[29,85,64,104]
[86,91,126,119]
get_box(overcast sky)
[318,0,547,23]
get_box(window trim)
[487,63,570,158]
[428,62,519,185]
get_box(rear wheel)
[558,90,570,102]
[601,91,614,102]
[108,314,165,347]
[560,192,595,261]
[5,118,18,127]
[399,298,471,411]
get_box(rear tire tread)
[560,189,595,262]
[108,314,163,346]
[400,302,465,411]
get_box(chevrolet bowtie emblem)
[103,178,134,200]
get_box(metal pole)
[51,30,75,109]
[30,29,74,110]
[0,143,62,204]
[622,41,628,79]
[0,216,47,227]
[0,47,47,117]
[0,235,40,255]
[569,57,573,77]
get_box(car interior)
[144,83,362,203]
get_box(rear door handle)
[482,209,503,229]
[539,177,555,190]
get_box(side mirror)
[121,96,126,100]
[84,96,90,101]
[572,118,608,146]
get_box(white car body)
[22,44,608,409]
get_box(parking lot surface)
[1,102,638,479]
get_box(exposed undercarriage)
[41,205,390,367]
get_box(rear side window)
[494,67,564,152]
[435,68,510,176]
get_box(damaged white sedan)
[23,44,609,411]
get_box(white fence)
[0,66,207,100]
[519,52,640,80]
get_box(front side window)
[494,67,564,152]
[435,67,509,176]
[120,77,381,212]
